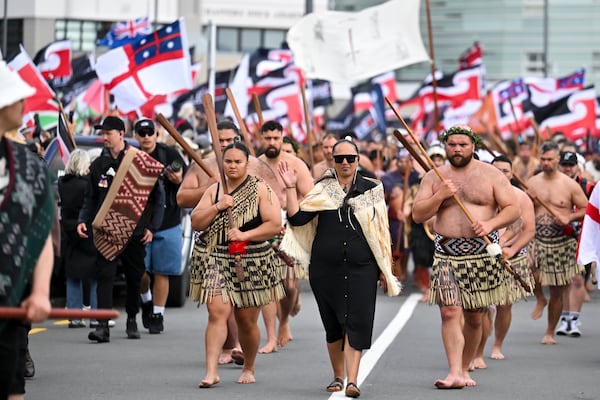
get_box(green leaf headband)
[439,126,483,148]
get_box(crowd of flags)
[4,15,600,151]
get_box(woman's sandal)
[345,382,361,398]
[326,377,344,392]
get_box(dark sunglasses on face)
[136,130,155,137]
[333,154,358,164]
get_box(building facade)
[1,0,599,93]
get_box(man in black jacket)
[77,116,164,342]
[134,118,187,334]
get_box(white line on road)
[328,293,422,398]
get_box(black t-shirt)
[149,143,187,230]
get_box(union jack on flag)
[497,79,526,102]
[97,17,153,49]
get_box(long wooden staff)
[156,113,215,178]
[480,141,561,221]
[0,307,119,320]
[392,130,429,172]
[424,0,440,134]
[202,93,245,282]
[386,97,532,292]
[252,93,264,128]
[300,83,316,168]
[225,88,256,156]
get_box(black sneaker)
[141,301,153,329]
[148,313,164,334]
[88,321,110,343]
[126,318,140,339]
[24,349,35,378]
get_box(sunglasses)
[136,130,155,137]
[333,154,358,164]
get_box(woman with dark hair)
[190,142,286,387]
[278,138,400,398]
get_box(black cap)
[559,151,578,165]
[94,116,125,132]
[134,118,155,133]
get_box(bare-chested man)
[312,133,337,179]
[526,141,587,345]
[472,154,536,369]
[258,120,314,353]
[412,125,520,389]
[177,120,283,365]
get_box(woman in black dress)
[279,138,400,398]
[58,149,97,327]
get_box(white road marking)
[328,293,422,398]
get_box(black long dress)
[58,174,97,281]
[287,175,379,350]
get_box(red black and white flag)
[532,85,597,141]
[33,40,72,80]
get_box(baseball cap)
[559,151,578,166]
[427,145,446,159]
[94,116,125,132]
[134,118,155,133]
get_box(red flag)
[33,40,72,80]
[8,46,59,129]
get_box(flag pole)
[425,0,440,136]
[55,96,77,149]
[300,82,315,168]
[201,93,244,282]
[251,93,264,129]
[225,87,256,156]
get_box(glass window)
[264,30,285,48]
[240,29,261,52]
[217,27,238,52]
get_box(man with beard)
[412,125,519,389]
[258,120,313,352]
[526,142,587,344]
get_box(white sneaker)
[90,319,116,328]
[555,317,571,336]
[569,319,581,337]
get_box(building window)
[525,51,545,74]
[592,52,600,74]
[213,26,287,53]
[0,19,24,57]
[55,19,107,52]
[240,29,261,52]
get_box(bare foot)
[237,369,256,384]
[472,357,487,369]
[231,348,244,365]
[198,376,220,388]
[258,341,278,354]
[218,350,233,365]
[463,371,477,387]
[278,322,293,347]
[490,346,505,360]
[530,300,547,320]
[434,376,465,389]
[541,335,556,345]
[419,293,429,302]
[290,298,302,317]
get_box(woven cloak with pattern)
[92,147,163,261]
[281,169,400,296]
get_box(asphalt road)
[23,283,600,400]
